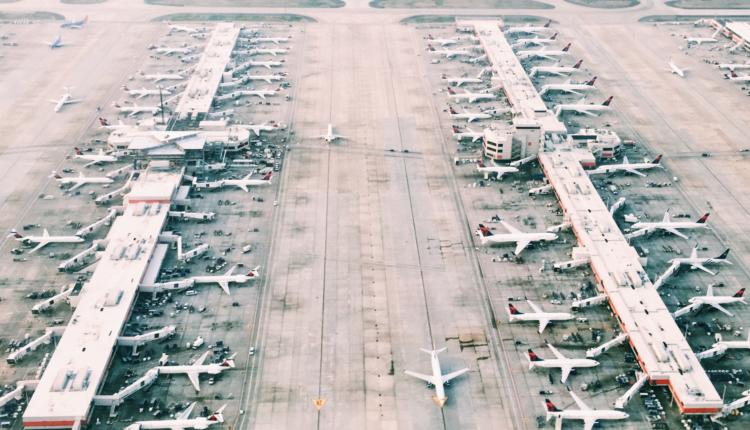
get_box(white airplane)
[74,147,118,167]
[246,60,284,69]
[320,123,345,143]
[156,350,236,392]
[8,229,84,253]
[252,48,289,56]
[674,285,746,318]
[476,161,519,179]
[545,390,629,430]
[466,54,488,65]
[404,347,469,408]
[686,28,721,45]
[248,36,290,45]
[244,89,277,100]
[512,32,558,48]
[527,344,599,383]
[49,88,81,113]
[554,96,613,117]
[168,24,205,34]
[669,59,687,78]
[727,70,750,82]
[46,35,65,49]
[448,105,491,123]
[123,86,171,99]
[446,87,497,103]
[239,122,280,136]
[98,117,130,130]
[124,403,226,430]
[427,45,473,60]
[154,46,193,56]
[504,20,553,36]
[718,63,750,72]
[539,76,596,96]
[516,43,571,61]
[508,301,573,334]
[441,69,488,87]
[244,74,284,84]
[192,265,260,295]
[223,171,272,193]
[50,171,114,192]
[426,33,459,47]
[629,212,710,240]
[475,221,557,256]
[140,72,184,83]
[114,103,161,117]
[668,247,731,276]
[587,154,663,177]
[60,16,88,29]
[451,125,484,143]
[711,330,750,353]
[529,59,583,77]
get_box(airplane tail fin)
[98,117,110,127]
[573,59,583,69]
[562,42,571,52]
[718,249,730,260]
[74,147,82,155]
[247,265,261,278]
[8,229,23,239]
[545,399,561,412]
[508,303,522,315]
[528,349,543,363]
[478,223,492,237]
[544,19,552,28]
[551,32,558,40]
[263,171,273,181]
[652,154,663,164]
[221,353,237,368]
[452,125,460,134]
[697,213,710,224]
[602,96,614,106]
[448,105,458,114]
[587,76,597,86]
[447,87,455,95]
[49,170,62,179]
[208,404,227,423]
[734,288,746,298]
[730,70,739,78]
[427,44,436,51]
[477,160,486,168]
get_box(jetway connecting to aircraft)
[31,284,74,314]
[614,373,649,410]
[0,380,38,410]
[158,232,210,262]
[586,333,629,358]
[93,368,159,416]
[6,327,65,364]
[75,207,119,237]
[58,239,107,272]
[571,293,607,309]
[117,325,176,355]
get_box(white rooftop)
[539,147,722,414]
[23,166,183,428]
[175,23,240,119]
[462,20,567,134]
[725,22,750,46]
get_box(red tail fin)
[427,34,434,40]
[573,59,583,69]
[562,43,571,52]
[447,87,455,95]
[74,147,82,155]
[697,213,710,224]
[98,117,109,126]
[587,76,597,86]
[734,288,745,298]
[452,125,460,134]
[477,161,486,168]
[427,44,435,51]
[528,349,542,362]
[545,399,560,412]
[551,32,558,40]
[448,105,457,114]
[652,154,662,164]
[508,303,522,315]
[602,96,613,106]
[478,223,492,237]
[731,70,738,78]
[10,230,22,239]
[544,19,552,28]
[263,171,272,181]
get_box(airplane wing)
[579,108,600,117]
[84,160,100,168]
[673,302,702,318]
[569,390,591,411]
[68,181,85,192]
[239,184,249,193]
[471,135,481,143]
[554,418,563,430]
[663,227,688,240]
[514,240,531,256]
[560,365,572,383]
[565,89,583,96]
[501,221,521,235]
[404,370,434,384]
[257,93,266,100]
[467,115,478,123]
[250,127,261,136]
[624,168,646,177]
[538,318,550,334]
[547,343,565,360]
[29,241,48,254]
[176,402,196,420]
[583,418,596,430]
[186,370,201,391]
[218,280,230,295]
[195,350,210,366]
[441,367,469,383]
[691,263,716,276]
[710,303,734,317]
[527,300,542,313]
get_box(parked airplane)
[124,402,226,430]
[629,212,710,240]
[223,171,272,193]
[239,122,279,136]
[46,35,66,49]
[154,46,193,56]
[674,285,746,318]
[427,45,472,59]
[527,344,599,383]
[50,88,81,112]
[98,117,130,130]
[529,59,583,77]
[516,43,571,61]
[114,102,161,117]
[168,24,205,34]
[448,105,491,123]
[667,247,731,276]
[320,123,345,143]
[74,148,118,167]
[554,96,613,117]
[669,59,687,77]
[404,347,469,408]
[475,221,557,255]
[156,350,235,392]
[441,68,488,87]
[545,390,629,430]
[512,33,558,48]
[718,62,750,71]
[60,16,88,29]
[726,70,750,82]
[539,76,596,96]
[446,87,497,103]
[504,20,553,36]
[252,48,288,56]
[452,125,484,143]
[508,301,573,333]
[248,36,290,45]
[244,89,277,100]
[426,34,460,47]
[476,161,518,179]
[192,265,260,295]
[246,60,284,69]
[123,86,171,99]
[8,229,84,253]
[710,331,750,353]
[50,171,114,191]
[686,28,721,45]
[586,154,663,177]
[244,74,284,84]
[140,72,184,83]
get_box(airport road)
[560,21,750,276]
[244,22,520,430]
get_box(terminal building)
[723,21,750,52]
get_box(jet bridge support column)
[586,332,629,358]
[615,372,649,409]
